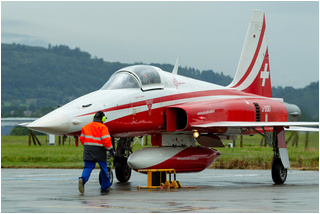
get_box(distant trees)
[10,126,29,135]
[199,70,232,86]
[1,43,115,117]
[10,126,45,136]
[1,105,55,118]
[272,82,319,121]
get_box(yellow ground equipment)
[137,169,183,189]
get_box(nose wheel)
[114,137,133,182]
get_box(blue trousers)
[79,160,111,191]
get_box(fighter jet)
[27,10,318,184]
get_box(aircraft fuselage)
[27,65,300,143]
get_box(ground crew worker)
[78,111,113,195]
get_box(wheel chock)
[170,180,182,189]
[161,180,171,189]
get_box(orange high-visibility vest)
[79,121,112,149]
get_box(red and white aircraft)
[27,10,318,184]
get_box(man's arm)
[79,128,85,146]
[101,126,112,149]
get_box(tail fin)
[228,10,272,97]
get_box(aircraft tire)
[271,157,287,184]
[99,166,113,187]
[115,156,132,182]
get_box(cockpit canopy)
[101,65,163,91]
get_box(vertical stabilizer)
[228,10,272,97]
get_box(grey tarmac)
[1,168,319,213]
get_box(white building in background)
[1,117,38,135]
[1,117,55,145]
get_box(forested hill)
[1,43,319,121]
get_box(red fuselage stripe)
[76,89,260,118]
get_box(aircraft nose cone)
[27,113,71,135]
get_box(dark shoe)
[101,189,109,195]
[78,178,84,194]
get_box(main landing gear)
[114,137,133,182]
[272,157,287,184]
[271,127,288,184]
[255,126,289,184]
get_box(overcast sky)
[2,1,319,88]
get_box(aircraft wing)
[284,126,319,132]
[191,121,319,132]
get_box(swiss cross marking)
[260,63,269,87]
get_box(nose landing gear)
[114,137,133,182]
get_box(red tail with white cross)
[228,10,272,97]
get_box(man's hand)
[107,148,115,158]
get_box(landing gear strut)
[271,127,287,184]
[114,137,133,182]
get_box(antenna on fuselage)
[172,57,180,75]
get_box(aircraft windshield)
[100,65,162,90]
[128,65,161,85]
[101,72,139,90]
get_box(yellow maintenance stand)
[137,169,183,189]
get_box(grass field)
[1,132,319,170]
